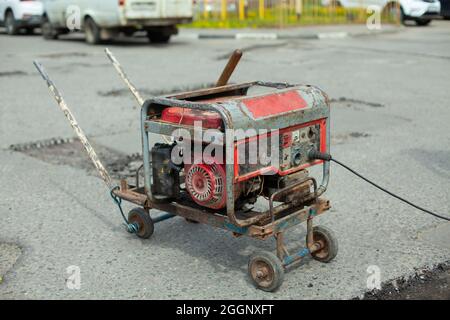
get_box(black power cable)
[308,150,450,222]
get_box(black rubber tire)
[399,6,406,25]
[415,19,431,26]
[42,15,58,40]
[128,208,154,239]
[309,226,338,263]
[147,32,171,44]
[5,11,19,35]
[248,251,284,292]
[84,17,101,44]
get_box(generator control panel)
[280,124,321,172]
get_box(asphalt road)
[0,21,449,299]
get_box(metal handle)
[216,49,243,87]
[105,48,145,106]
[33,60,114,190]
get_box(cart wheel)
[128,208,154,239]
[185,218,199,224]
[309,226,338,263]
[248,251,284,292]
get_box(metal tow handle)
[33,61,141,233]
[33,61,113,189]
[105,48,145,106]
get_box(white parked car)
[322,0,441,26]
[0,0,43,35]
[41,0,193,44]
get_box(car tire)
[84,17,101,45]
[147,32,171,44]
[400,8,406,25]
[42,15,59,40]
[5,11,19,35]
[415,19,431,26]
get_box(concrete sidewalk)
[179,24,401,40]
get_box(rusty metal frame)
[35,53,334,279]
[139,81,330,229]
[115,181,330,241]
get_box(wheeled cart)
[34,50,338,292]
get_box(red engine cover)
[185,161,227,209]
[161,107,223,129]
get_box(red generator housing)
[145,82,330,214]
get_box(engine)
[184,160,227,209]
[148,85,329,211]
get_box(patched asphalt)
[0,22,449,299]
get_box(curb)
[179,28,399,41]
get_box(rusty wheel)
[248,251,284,292]
[309,226,338,263]
[128,208,154,239]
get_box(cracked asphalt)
[0,21,449,299]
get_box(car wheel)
[5,11,19,35]
[147,32,171,44]
[415,19,431,26]
[400,8,406,25]
[42,16,58,40]
[84,17,101,44]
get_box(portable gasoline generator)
[34,49,338,292]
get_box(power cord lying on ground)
[308,150,450,222]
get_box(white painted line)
[179,29,397,41]
[177,33,200,40]
[235,33,278,40]
[317,32,349,39]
